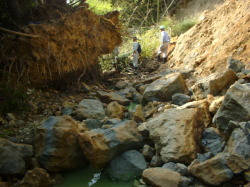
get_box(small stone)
[142,144,155,161]
[150,155,163,167]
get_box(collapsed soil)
[166,0,250,78]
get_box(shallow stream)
[54,163,133,186]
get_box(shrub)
[0,80,30,114]
[159,17,197,37]
[139,28,161,58]
[172,19,197,36]
[86,0,116,15]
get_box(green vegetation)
[86,0,116,15]
[160,18,197,37]
[0,74,30,114]
[98,17,197,71]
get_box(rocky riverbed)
[0,56,249,186]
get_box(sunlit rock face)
[145,107,207,164]
[35,115,87,172]
[188,153,234,186]
[213,82,250,132]
[78,120,143,169]
[142,168,181,187]
[142,72,189,105]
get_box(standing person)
[157,25,170,63]
[112,46,119,70]
[132,37,139,69]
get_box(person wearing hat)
[158,25,170,63]
[132,36,139,69]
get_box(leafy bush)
[86,0,116,15]
[159,18,197,37]
[138,28,161,58]
[172,19,197,36]
[0,81,30,114]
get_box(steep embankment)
[175,0,225,20]
[169,0,250,77]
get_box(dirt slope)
[175,0,225,20]
[168,0,250,77]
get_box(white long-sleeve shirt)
[132,42,139,53]
[161,31,170,43]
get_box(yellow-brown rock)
[78,120,143,169]
[142,168,181,187]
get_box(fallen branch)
[0,27,40,38]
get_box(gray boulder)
[201,127,225,156]
[188,153,234,186]
[142,72,189,105]
[196,152,213,162]
[192,69,237,100]
[142,144,155,161]
[172,93,191,106]
[180,176,193,187]
[115,81,130,89]
[227,56,245,73]
[78,120,143,169]
[76,99,106,120]
[213,83,250,132]
[162,162,188,176]
[0,138,33,175]
[83,119,102,130]
[105,150,147,182]
[35,115,87,172]
[96,91,130,105]
[224,121,250,173]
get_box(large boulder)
[17,168,52,187]
[178,99,211,127]
[201,127,225,156]
[142,168,181,187]
[96,91,130,105]
[0,138,33,175]
[213,83,250,132]
[162,162,188,176]
[224,121,250,174]
[142,72,189,105]
[35,115,87,172]
[171,93,191,106]
[188,153,234,186]
[105,150,147,182]
[145,108,207,164]
[78,120,143,169]
[76,99,106,120]
[192,69,237,100]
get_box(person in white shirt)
[157,25,170,63]
[112,46,119,70]
[132,37,139,69]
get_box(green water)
[54,165,133,187]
